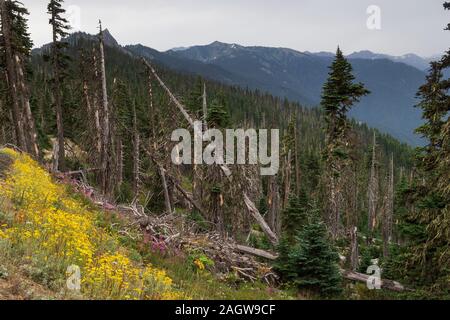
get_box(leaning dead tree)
[244,193,279,245]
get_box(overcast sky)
[22,0,449,57]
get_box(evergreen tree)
[207,97,230,128]
[186,75,203,117]
[404,2,450,291]
[383,176,427,284]
[273,235,294,281]
[321,47,370,238]
[47,0,70,171]
[287,209,343,297]
[282,192,309,242]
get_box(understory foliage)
[0,148,185,300]
[275,203,342,297]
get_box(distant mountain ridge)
[170,45,436,72]
[161,41,427,145]
[39,33,434,145]
[346,50,433,71]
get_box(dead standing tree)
[267,174,281,236]
[98,21,113,196]
[382,154,394,257]
[367,132,379,243]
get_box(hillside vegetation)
[0,148,295,300]
[1,0,449,301]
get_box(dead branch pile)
[122,201,279,284]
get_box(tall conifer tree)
[321,47,369,238]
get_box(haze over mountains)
[45,30,434,145]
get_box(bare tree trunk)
[8,109,16,145]
[383,154,394,257]
[159,166,173,214]
[0,0,26,149]
[294,122,301,196]
[282,150,292,209]
[91,50,102,155]
[50,10,66,171]
[15,54,39,158]
[202,83,208,131]
[52,139,59,173]
[244,193,279,246]
[329,173,340,239]
[267,175,281,235]
[367,132,379,242]
[349,226,359,271]
[82,74,96,155]
[142,59,195,127]
[116,136,123,186]
[132,103,140,198]
[99,21,110,194]
[146,69,156,145]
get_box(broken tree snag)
[349,226,359,271]
[235,245,278,261]
[367,132,379,242]
[99,21,111,194]
[341,270,407,292]
[202,83,208,131]
[243,193,279,245]
[283,149,292,209]
[267,175,281,235]
[159,166,173,214]
[141,59,195,127]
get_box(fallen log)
[235,245,278,260]
[341,269,408,292]
[235,244,409,293]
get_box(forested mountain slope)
[30,32,414,173]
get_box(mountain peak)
[208,41,243,49]
[101,28,119,47]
